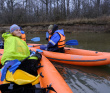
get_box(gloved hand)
[46,38,48,41]
[40,45,47,50]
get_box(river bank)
[0,16,110,33]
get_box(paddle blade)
[28,45,33,47]
[31,37,40,42]
[65,40,78,45]
[46,32,49,38]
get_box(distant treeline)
[0,0,110,24]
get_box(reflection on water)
[66,69,110,93]
[65,68,110,93]
[54,62,110,93]
[1,31,110,93]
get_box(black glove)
[46,38,48,41]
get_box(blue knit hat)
[10,24,20,33]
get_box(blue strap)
[1,59,21,81]
[9,62,21,73]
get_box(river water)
[26,31,110,93]
[1,31,110,93]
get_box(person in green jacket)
[1,24,42,76]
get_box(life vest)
[48,32,65,48]
[21,34,26,41]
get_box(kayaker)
[0,24,58,93]
[1,24,42,76]
[20,26,26,42]
[42,24,65,53]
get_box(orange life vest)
[48,32,65,48]
[21,34,26,41]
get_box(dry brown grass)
[56,16,110,25]
[0,16,110,27]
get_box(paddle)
[65,40,78,46]
[46,32,49,38]
[28,39,78,48]
[39,40,78,50]
[27,37,40,42]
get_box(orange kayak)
[0,51,73,93]
[28,43,110,66]
[37,55,73,93]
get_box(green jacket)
[1,32,38,65]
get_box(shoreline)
[0,23,109,34]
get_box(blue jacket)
[47,29,65,51]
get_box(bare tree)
[66,0,70,19]
[0,0,109,24]
[40,0,49,21]
[101,0,110,15]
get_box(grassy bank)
[0,16,110,26]
[20,15,110,26]
[57,16,110,25]
[0,16,110,33]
